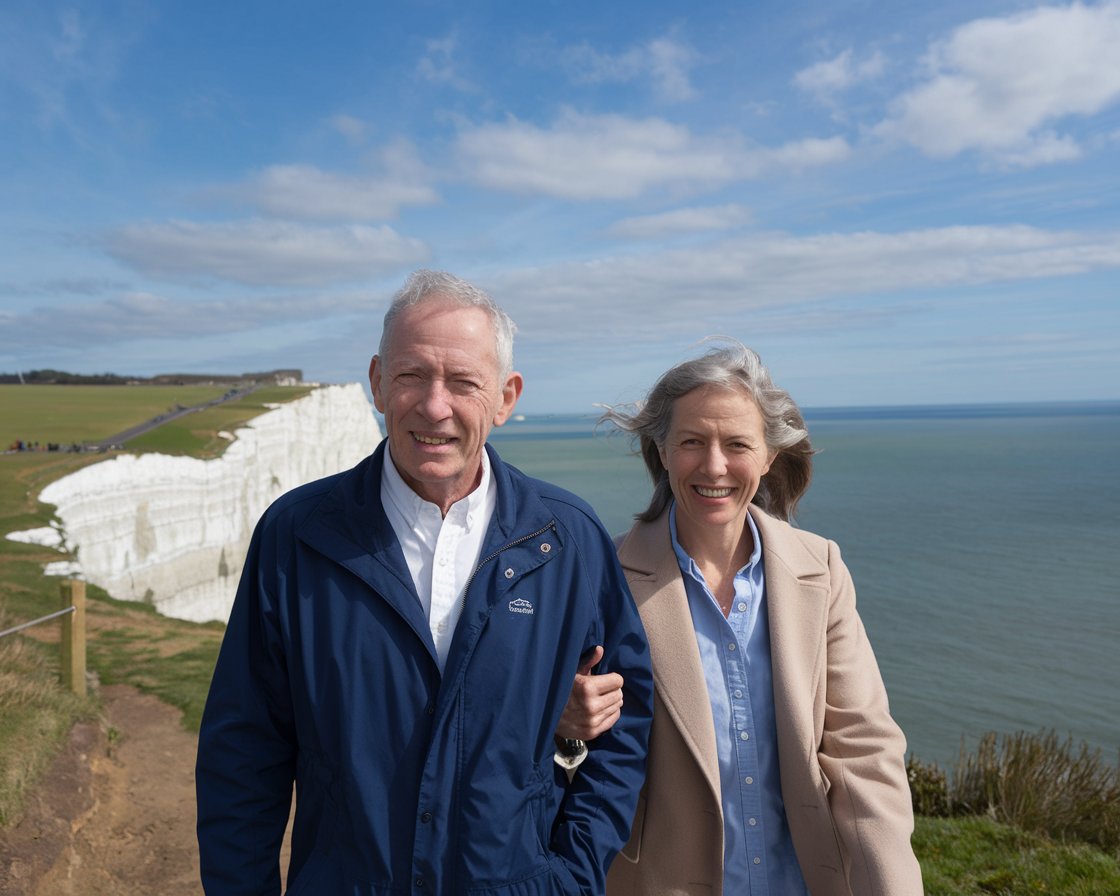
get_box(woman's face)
[658,384,775,542]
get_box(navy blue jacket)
[196,443,652,895]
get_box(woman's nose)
[700,446,727,477]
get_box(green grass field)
[1,383,231,448]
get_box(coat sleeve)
[195,517,297,896]
[549,525,653,896]
[817,540,923,896]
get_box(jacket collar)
[294,441,558,675]
[296,441,433,654]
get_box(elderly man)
[196,270,652,896]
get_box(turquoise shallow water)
[490,402,1120,769]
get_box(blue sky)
[1,0,1118,413]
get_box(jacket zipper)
[458,521,557,617]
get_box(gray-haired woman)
[562,340,921,896]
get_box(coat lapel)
[618,516,721,805]
[751,506,829,760]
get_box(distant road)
[91,385,259,450]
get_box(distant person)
[196,270,653,895]
[561,341,922,895]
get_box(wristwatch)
[553,736,588,770]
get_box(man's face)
[370,297,522,514]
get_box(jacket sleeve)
[817,541,923,896]
[196,517,296,896]
[549,524,653,896]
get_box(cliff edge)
[10,383,381,623]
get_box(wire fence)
[0,580,87,695]
[0,605,75,640]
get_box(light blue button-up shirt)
[669,503,808,896]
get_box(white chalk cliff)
[12,384,381,623]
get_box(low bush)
[910,729,1120,855]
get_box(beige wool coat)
[605,507,923,896]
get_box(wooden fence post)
[60,579,87,697]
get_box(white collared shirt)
[380,448,496,672]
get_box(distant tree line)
[0,369,303,386]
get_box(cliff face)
[20,384,381,623]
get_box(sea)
[489,401,1120,771]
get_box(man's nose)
[417,380,453,421]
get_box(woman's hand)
[555,646,625,741]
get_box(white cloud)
[330,114,367,141]
[238,141,438,221]
[794,49,886,98]
[489,224,1120,343]
[763,136,851,169]
[875,2,1120,165]
[560,35,698,102]
[0,290,378,348]
[608,204,751,239]
[456,111,848,199]
[104,219,430,287]
[417,33,475,92]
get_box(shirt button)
[753,857,761,865]
[734,689,743,698]
[416,877,426,887]
[740,731,750,741]
[737,602,747,612]
[727,642,736,651]
[749,817,757,826]
[745,776,754,785]
[540,542,552,553]
[504,568,514,579]
[421,811,432,823]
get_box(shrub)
[949,730,1120,853]
[907,753,950,817]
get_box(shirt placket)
[429,505,462,666]
[726,579,769,894]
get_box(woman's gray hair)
[602,340,814,523]
[379,270,517,379]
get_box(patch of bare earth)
[0,685,202,895]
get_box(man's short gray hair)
[379,270,517,379]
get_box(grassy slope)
[0,385,310,823]
[2,386,1118,888]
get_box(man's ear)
[369,355,386,413]
[492,371,524,426]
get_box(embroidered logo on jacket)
[508,597,534,615]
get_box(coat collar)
[616,504,830,793]
[750,506,830,760]
[617,513,722,804]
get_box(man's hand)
[556,646,625,741]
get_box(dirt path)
[0,685,203,895]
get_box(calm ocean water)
[489,402,1120,770]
